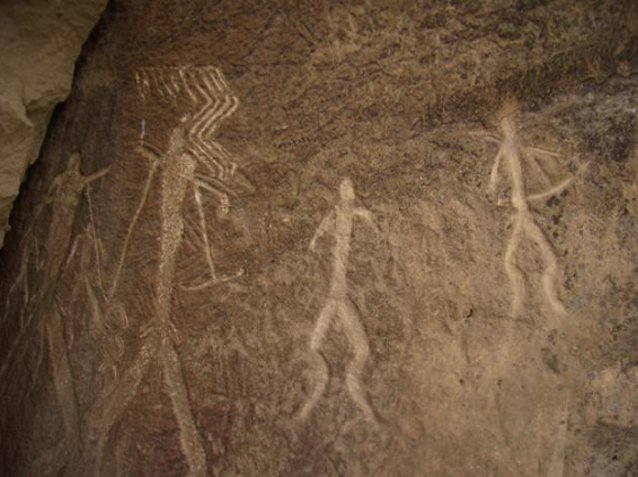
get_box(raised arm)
[527,160,590,202]
[136,143,162,164]
[354,207,380,234]
[86,166,111,184]
[309,210,335,251]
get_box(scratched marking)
[1,238,35,329]
[295,178,379,425]
[485,101,588,318]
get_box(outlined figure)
[296,178,379,425]
[142,127,208,477]
[486,100,588,318]
[136,65,244,289]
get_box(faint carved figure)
[486,101,588,318]
[1,237,36,329]
[1,154,109,476]
[0,154,108,387]
[296,178,379,425]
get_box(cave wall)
[1,1,637,476]
[0,0,108,248]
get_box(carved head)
[339,178,355,201]
[68,153,81,171]
[497,97,520,138]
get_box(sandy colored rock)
[0,1,637,476]
[0,0,108,248]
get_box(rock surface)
[1,1,637,476]
[0,0,108,248]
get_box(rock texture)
[0,0,108,248]
[1,1,638,476]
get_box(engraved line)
[107,149,159,300]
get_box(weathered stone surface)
[0,0,108,248]
[1,1,637,476]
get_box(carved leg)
[339,299,377,425]
[524,218,566,315]
[505,214,526,318]
[295,299,336,423]
[159,336,207,477]
[85,334,158,477]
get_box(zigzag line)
[134,66,239,180]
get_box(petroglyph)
[1,154,109,477]
[84,333,158,477]
[41,157,108,471]
[47,305,81,448]
[148,126,207,477]
[485,101,588,318]
[106,147,159,301]
[135,65,244,289]
[78,129,205,477]
[22,67,246,476]
[296,178,380,425]
[1,238,35,329]
[0,154,108,385]
[135,66,239,182]
[77,67,246,476]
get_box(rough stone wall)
[0,0,108,248]
[0,1,637,476]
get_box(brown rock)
[1,1,638,476]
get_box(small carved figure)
[487,100,588,318]
[296,178,379,425]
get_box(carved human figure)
[296,178,379,425]
[1,153,109,476]
[488,100,587,318]
[136,65,244,289]
[76,67,245,477]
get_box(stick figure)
[488,101,588,318]
[296,178,379,425]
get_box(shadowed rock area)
[1,1,637,476]
[0,0,108,248]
